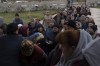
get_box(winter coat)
[46,46,62,66]
[13,18,23,26]
[55,30,92,66]
[0,35,23,66]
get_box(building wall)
[0,0,67,12]
[86,0,100,4]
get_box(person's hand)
[34,32,39,37]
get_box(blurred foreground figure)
[82,38,100,66]
[0,23,23,66]
[20,39,47,66]
[55,29,92,66]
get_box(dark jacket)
[45,27,53,41]
[72,59,89,66]
[29,22,43,35]
[53,15,62,26]
[82,23,88,30]
[45,27,58,52]
[13,18,23,26]
[46,46,62,66]
[0,35,23,66]
[46,27,57,42]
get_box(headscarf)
[55,29,92,66]
[19,25,29,37]
[82,38,100,66]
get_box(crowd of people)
[0,5,100,66]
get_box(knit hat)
[67,20,76,28]
[90,25,97,32]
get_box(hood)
[19,25,28,37]
[56,29,93,66]
[82,38,100,66]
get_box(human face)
[80,15,86,21]
[88,23,94,27]
[15,29,19,35]
[87,27,94,35]
[57,12,60,16]
[71,16,75,20]
[15,16,19,19]
[53,27,59,32]
[31,22,35,28]
[61,19,65,26]
[49,22,54,27]
[34,18,39,23]
[76,22,81,29]
[63,24,68,30]
[46,11,50,15]
[85,17,89,22]
[62,11,67,16]
[38,27,44,32]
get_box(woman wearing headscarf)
[19,25,29,37]
[55,29,92,66]
[18,25,36,42]
[87,25,99,39]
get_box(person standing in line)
[13,13,23,26]
[55,29,92,66]
[0,23,23,66]
[20,39,47,66]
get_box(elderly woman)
[18,25,29,37]
[20,39,47,66]
[55,29,92,66]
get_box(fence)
[0,1,67,12]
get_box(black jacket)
[0,35,23,66]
